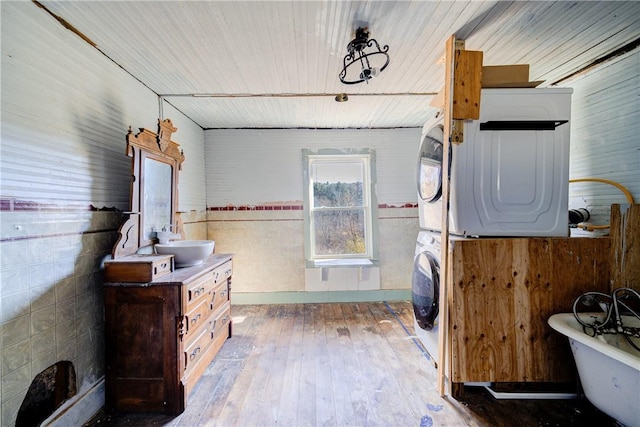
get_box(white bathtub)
[548,313,640,427]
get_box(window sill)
[310,259,377,268]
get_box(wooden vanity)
[104,254,233,414]
[103,120,233,414]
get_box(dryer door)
[411,250,440,330]
[417,125,444,203]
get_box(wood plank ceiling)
[37,1,640,129]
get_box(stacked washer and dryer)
[412,88,573,366]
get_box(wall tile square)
[1,291,30,323]
[31,350,58,380]
[31,328,55,358]
[30,284,55,312]
[1,339,31,376]
[1,315,29,350]
[55,277,76,303]
[31,305,55,335]
[0,267,29,296]
[1,363,30,403]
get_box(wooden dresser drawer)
[104,254,173,283]
[211,280,230,312]
[182,304,230,376]
[184,272,216,312]
[210,260,232,286]
[183,304,232,396]
[211,303,232,340]
[183,298,210,341]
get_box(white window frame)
[303,148,379,267]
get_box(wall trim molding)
[42,378,105,427]
[231,290,411,305]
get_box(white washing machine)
[417,88,573,236]
[412,230,441,367]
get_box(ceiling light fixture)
[339,27,390,85]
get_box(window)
[303,149,378,265]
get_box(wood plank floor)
[85,301,617,427]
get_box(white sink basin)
[155,240,215,267]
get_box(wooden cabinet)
[448,237,610,384]
[104,254,233,415]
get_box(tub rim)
[548,312,640,370]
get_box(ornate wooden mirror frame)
[112,118,185,259]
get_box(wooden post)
[438,35,483,396]
[610,204,640,292]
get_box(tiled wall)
[207,204,419,295]
[0,205,122,425]
[1,4,207,425]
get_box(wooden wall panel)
[450,237,610,383]
[610,204,640,291]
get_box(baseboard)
[231,289,411,305]
[42,377,105,427]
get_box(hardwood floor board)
[295,303,321,426]
[365,302,479,427]
[337,302,386,425]
[354,302,428,426]
[249,304,296,426]
[342,302,415,426]
[208,305,274,426]
[176,358,243,427]
[312,304,338,427]
[233,305,290,426]
[324,303,363,426]
[275,303,305,426]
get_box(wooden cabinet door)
[104,285,185,414]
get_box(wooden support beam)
[610,204,640,292]
[438,34,483,396]
[437,34,457,397]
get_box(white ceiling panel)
[37,1,640,129]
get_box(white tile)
[31,305,55,335]
[55,299,76,326]
[0,240,31,269]
[1,315,29,349]
[1,339,31,376]
[29,261,55,288]
[0,267,29,296]
[31,328,56,358]
[1,363,31,403]
[30,284,55,312]
[55,277,76,303]
[0,291,30,323]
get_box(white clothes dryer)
[417,88,573,236]
[412,230,441,367]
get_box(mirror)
[142,156,173,242]
[112,119,184,258]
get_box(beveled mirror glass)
[142,156,173,242]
